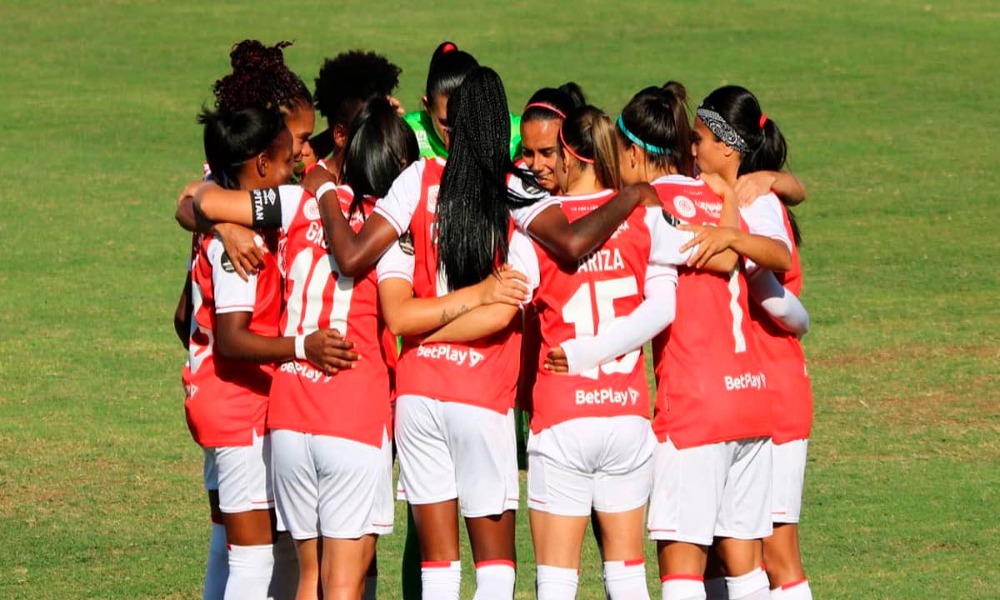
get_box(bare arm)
[736,171,807,206]
[422,303,521,344]
[173,273,192,349]
[526,184,653,266]
[214,312,359,374]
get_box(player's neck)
[564,173,603,196]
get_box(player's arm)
[736,171,807,207]
[679,228,792,272]
[526,183,657,267]
[748,270,810,336]
[307,168,400,278]
[379,269,528,337]
[546,270,677,375]
[214,313,359,374]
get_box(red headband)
[759,114,768,129]
[524,102,566,119]
[559,126,594,165]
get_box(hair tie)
[559,126,594,165]
[759,113,768,129]
[523,102,566,119]
[441,42,457,54]
[616,115,671,156]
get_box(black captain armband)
[251,187,283,228]
[661,209,683,228]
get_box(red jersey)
[265,185,393,448]
[524,190,661,432]
[182,233,281,447]
[651,175,771,448]
[749,203,812,443]
[389,159,524,413]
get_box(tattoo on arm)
[439,304,470,325]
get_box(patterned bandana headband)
[696,106,752,154]
[616,116,671,156]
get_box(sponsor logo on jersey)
[575,386,641,406]
[724,370,767,391]
[303,197,321,221]
[673,196,697,219]
[609,220,630,240]
[280,360,333,384]
[693,199,723,219]
[416,343,482,367]
[577,248,625,273]
[220,252,236,273]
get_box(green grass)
[1,0,997,597]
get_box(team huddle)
[173,39,814,600]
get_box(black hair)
[213,40,312,116]
[522,82,586,123]
[560,105,621,190]
[198,106,285,190]
[618,83,692,176]
[342,97,420,218]
[425,41,479,104]
[435,67,539,290]
[314,50,402,127]
[699,85,799,244]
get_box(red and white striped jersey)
[651,175,771,448]
[182,233,281,448]
[264,185,395,448]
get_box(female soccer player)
[618,84,781,600]
[520,84,585,193]
[689,86,813,600]
[517,105,697,600]
[183,106,352,600]
[404,41,522,160]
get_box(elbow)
[339,259,365,278]
[383,316,409,338]
[550,238,588,267]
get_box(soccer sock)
[269,533,298,599]
[473,560,516,599]
[604,559,650,599]
[224,544,275,600]
[203,522,228,600]
[770,579,812,600]
[421,561,461,600]
[661,574,706,600]
[536,565,578,600]
[726,567,770,600]
[705,576,729,599]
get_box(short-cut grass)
[1,0,997,597]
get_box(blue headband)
[617,115,671,156]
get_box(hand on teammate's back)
[543,346,569,374]
[633,182,661,207]
[213,223,264,281]
[734,171,777,207]
[679,223,739,269]
[304,329,359,375]
[301,162,336,195]
[479,265,529,306]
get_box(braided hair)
[212,40,312,115]
[435,67,539,290]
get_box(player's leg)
[764,439,810,599]
[270,429,321,600]
[292,539,321,600]
[466,511,519,600]
[704,546,729,600]
[715,438,773,600]
[401,507,423,599]
[202,449,228,600]
[321,536,377,600]
[529,510,588,599]
[395,395,463,599]
[594,508,649,600]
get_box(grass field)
[1,0,998,597]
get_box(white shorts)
[271,428,394,540]
[648,437,772,546]
[528,416,655,517]
[771,439,808,524]
[202,448,219,492]
[395,395,519,518]
[211,430,273,514]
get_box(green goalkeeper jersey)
[404,110,522,160]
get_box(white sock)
[203,522,228,600]
[726,567,770,600]
[770,579,811,600]
[225,544,275,600]
[536,565,578,599]
[362,574,378,600]
[473,560,516,599]
[269,533,298,599]
[604,559,650,599]
[662,575,706,600]
[422,560,461,600]
[705,576,729,599]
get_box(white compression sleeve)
[561,274,677,375]
[748,270,810,336]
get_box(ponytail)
[425,41,479,104]
[198,106,284,190]
[559,105,621,190]
[617,83,692,174]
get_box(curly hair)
[314,50,401,127]
[212,40,312,115]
